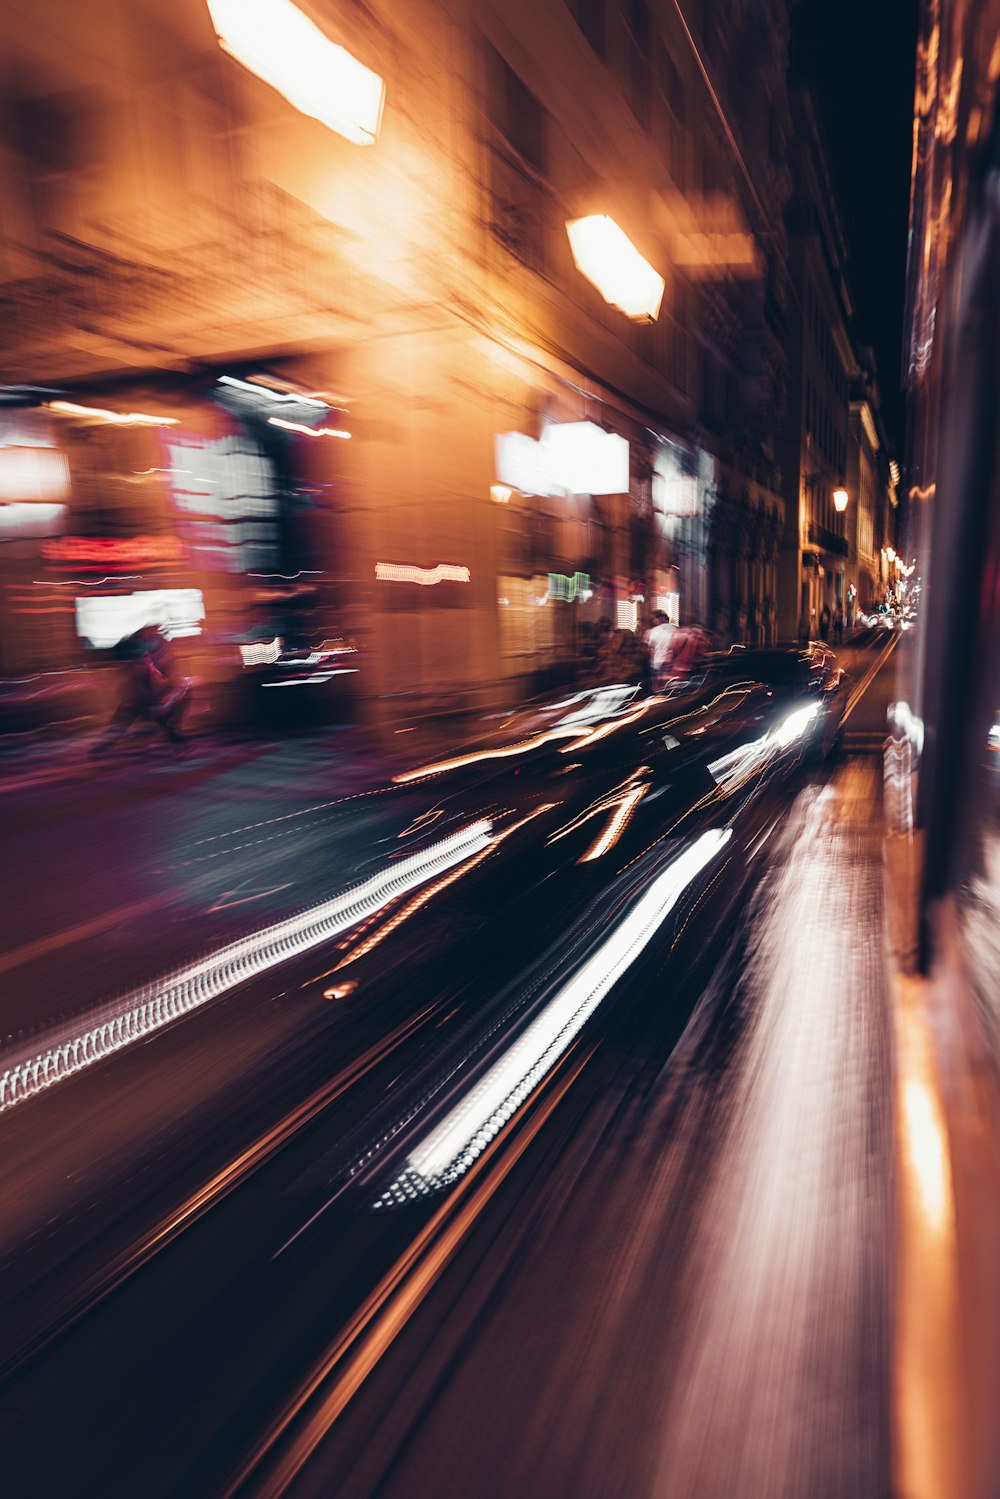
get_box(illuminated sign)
[167,437,279,573]
[41,535,185,568]
[375,562,470,585]
[547,571,591,602]
[0,445,70,501]
[0,503,67,540]
[495,422,629,498]
[75,589,205,648]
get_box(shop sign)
[40,535,184,568]
[496,423,629,498]
[0,445,70,502]
[75,588,205,648]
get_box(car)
[702,642,847,762]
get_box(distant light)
[565,215,665,321]
[833,487,849,513]
[205,0,386,145]
[267,417,351,438]
[490,484,512,504]
[47,401,179,428]
[886,547,896,562]
[375,561,470,585]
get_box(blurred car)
[703,642,847,762]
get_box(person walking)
[644,609,677,690]
[91,625,192,757]
[819,603,832,642]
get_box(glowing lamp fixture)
[833,487,849,513]
[205,0,386,145]
[565,216,665,321]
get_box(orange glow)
[205,0,385,145]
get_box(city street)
[2,0,993,1491]
[0,635,905,1498]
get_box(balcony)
[808,520,848,557]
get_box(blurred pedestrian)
[833,603,844,645]
[819,603,831,642]
[91,625,192,757]
[645,609,677,689]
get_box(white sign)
[495,421,629,497]
[75,589,205,648]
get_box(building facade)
[0,0,804,728]
[776,88,858,640]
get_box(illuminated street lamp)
[886,547,896,562]
[832,487,849,513]
[205,0,386,145]
[565,216,665,321]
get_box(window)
[485,47,549,275]
[625,0,652,128]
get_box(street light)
[565,216,665,321]
[205,0,386,145]
[804,469,848,514]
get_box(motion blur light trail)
[380,828,731,1201]
[0,819,492,1113]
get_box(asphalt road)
[0,634,902,1498]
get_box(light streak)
[707,702,820,789]
[560,695,659,752]
[47,400,179,427]
[392,726,581,784]
[581,785,647,861]
[334,805,555,970]
[267,417,351,438]
[0,820,492,1113]
[260,669,358,685]
[375,562,471,585]
[217,375,327,408]
[380,829,731,1200]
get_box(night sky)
[790,0,920,451]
